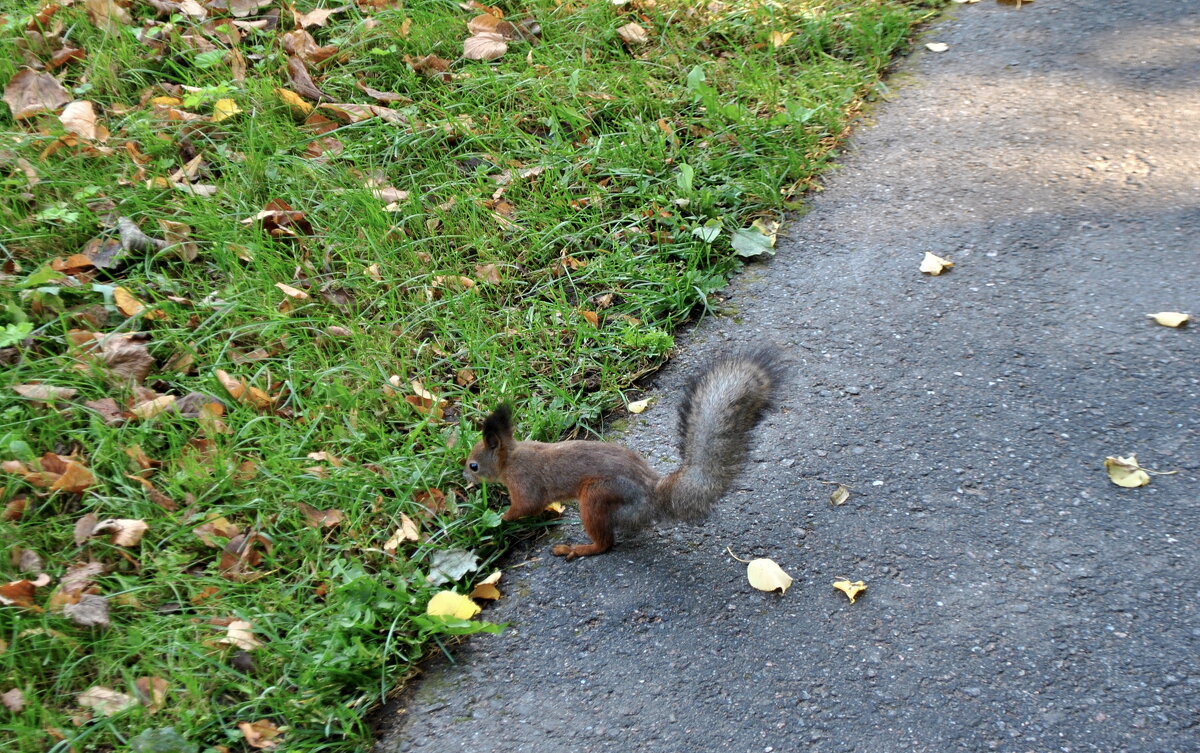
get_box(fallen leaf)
[277,87,313,115]
[404,54,452,80]
[4,69,71,120]
[919,252,953,275]
[425,590,481,619]
[356,79,410,104]
[12,384,77,402]
[77,686,137,716]
[130,394,176,420]
[731,226,776,258]
[769,31,794,48]
[426,548,480,585]
[383,513,421,553]
[60,100,100,140]
[297,502,346,529]
[543,501,565,515]
[241,199,313,238]
[746,558,793,593]
[617,22,648,45]
[925,42,949,53]
[63,593,110,628]
[156,219,200,262]
[215,369,274,411]
[212,98,242,122]
[287,55,326,101]
[113,286,148,317]
[833,579,867,603]
[219,531,273,582]
[0,580,40,609]
[91,518,149,547]
[1104,455,1150,488]
[469,570,502,600]
[8,453,95,494]
[275,282,310,300]
[238,719,282,749]
[282,29,339,63]
[627,398,650,414]
[1,688,24,712]
[1147,311,1188,328]
[74,513,101,545]
[220,620,262,651]
[134,677,168,714]
[830,484,850,506]
[293,5,342,27]
[463,32,507,61]
[194,516,240,547]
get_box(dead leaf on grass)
[238,719,283,749]
[1,688,24,712]
[404,54,452,81]
[134,676,169,714]
[219,531,273,582]
[89,518,149,546]
[220,619,262,650]
[241,199,314,238]
[4,69,71,119]
[297,502,346,529]
[617,22,649,45]
[281,29,339,63]
[293,5,344,28]
[383,513,421,553]
[77,686,136,716]
[12,384,77,403]
[63,593,110,628]
[60,100,106,141]
[0,579,41,609]
[463,32,507,61]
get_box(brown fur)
[463,347,782,558]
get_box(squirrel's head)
[463,405,513,484]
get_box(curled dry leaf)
[215,369,274,411]
[0,579,41,609]
[919,252,954,275]
[220,619,262,651]
[4,453,95,493]
[833,579,868,603]
[1104,454,1150,488]
[426,590,481,619]
[404,54,452,81]
[925,42,950,52]
[746,558,793,593]
[383,513,421,553]
[134,676,169,714]
[91,518,149,546]
[130,394,176,420]
[281,29,339,63]
[830,484,850,506]
[4,69,71,120]
[293,5,342,28]
[241,199,314,238]
[239,719,283,749]
[470,570,502,601]
[277,87,313,115]
[626,398,650,414]
[617,22,649,45]
[60,100,101,140]
[275,282,310,300]
[219,531,273,582]
[77,686,137,716]
[1147,311,1188,328]
[463,32,508,61]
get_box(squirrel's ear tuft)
[482,404,513,449]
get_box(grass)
[0,0,940,750]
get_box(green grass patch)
[1,0,939,749]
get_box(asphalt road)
[376,1,1200,750]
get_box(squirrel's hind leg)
[552,477,643,560]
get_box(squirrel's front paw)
[551,544,578,560]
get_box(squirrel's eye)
[469,462,479,472]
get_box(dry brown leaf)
[241,199,314,238]
[318,102,407,124]
[1,688,24,712]
[404,54,452,81]
[6,453,95,494]
[60,100,100,140]
[4,69,71,120]
[113,286,147,317]
[134,677,168,714]
[617,22,649,45]
[156,219,200,262]
[293,5,343,28]
[220,619,261,650]
[219,531,273,582]
[194,516,240,547]
[91,518,149,546]
[130,394,176,420]
[63,593,110,628]
[239,719,282,749]
[297,502,346,529]
[0,580,40,609]
[96,335,155,384]
[77,686,136,716]
[12,384,77,402]
[287,56,326,101]
[281,29,339,63]
[355,79,410,104]
[84,0,133,31]
[383,513,421,553]
[275,282,310,300]
[463,32,507,61]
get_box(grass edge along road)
[0,1,939,750]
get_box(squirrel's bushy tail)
[653,346,782,522]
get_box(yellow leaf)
[426,590,481,619]
[833,579,867,603]
[130,394,176,420]
[276,88,313,115]
[470,570,502,600]
[746,558,793,593]
[212,98,242,122]
[769,31,793,48]
[1104,455,1150,488]
[920,252,953,275]
[543,501,565,515]
[626,398,650,414]
[1147,312,1189,328]
[114,286,146,316]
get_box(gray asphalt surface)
[376,1,1200,750]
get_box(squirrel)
[462,347,782,559]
